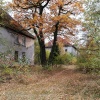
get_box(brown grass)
[0,65,100,100]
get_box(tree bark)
[48,6,62,65]
[33,4,47,67]
[48,22,60,64]
[39,40,47,66]
[34,28,47,67]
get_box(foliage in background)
[46,50,50,61]
[77,50,100,73]
[34,40,77,66]
[55,42,77,65]
[34,41,41,65]
[77,0,100,73]
[0,0,9,11]
[34,40,51,65]
[0,0,5,8]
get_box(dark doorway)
[14,51,18,62]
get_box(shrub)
[71,57,77,65]
[77,51,100,73]
[0,51,31,76]
[34,41,41,64]
[53,53,76,65]
[2,66,13,75]
[46,50,50,61]
[0,52,14,68]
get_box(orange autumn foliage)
[9,0,83,37]
[9,0,83,65]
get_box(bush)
[0,52,14,68]
[54,53,76,65]
[2,66,13,75]
[0,51,30,77]
[34,41,41,64]
[71,57,77,65]
[46,50,50,61]
[77,52,100,73]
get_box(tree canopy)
[9,0,83,66]
[77,0,100,72]
[84,0,100,52]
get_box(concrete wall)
[63,46,77,56]
[0,27,34,65]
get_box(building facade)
[0,8,35,65]
[45,36,78,56]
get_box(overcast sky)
[5,0,12,2]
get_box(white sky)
[5,0,12,2]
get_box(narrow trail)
[0,65,100,100]
[0,65,75,91]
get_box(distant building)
[0,8,35,65]
[45,36,78,56]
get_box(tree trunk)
[48,7,61,65]
[48,42,59,65]
[39,40,47,66]
[48,22,60,65]
[34,29,47,67]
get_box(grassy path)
[0,65,100,100]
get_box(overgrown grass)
[0,65,99,100]
[77,55,100,73]
[0,64,64,85]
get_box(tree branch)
[43,0,51,8]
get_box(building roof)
[0,8,35,39]
[46,36,72,47]
[46,36,77,49]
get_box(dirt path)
[0,65,100,100]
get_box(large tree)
[78,0,100,71]
[10,0,83,66]
[85,0,100,68]
[46,0,83,64]
[84,0,100,54]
